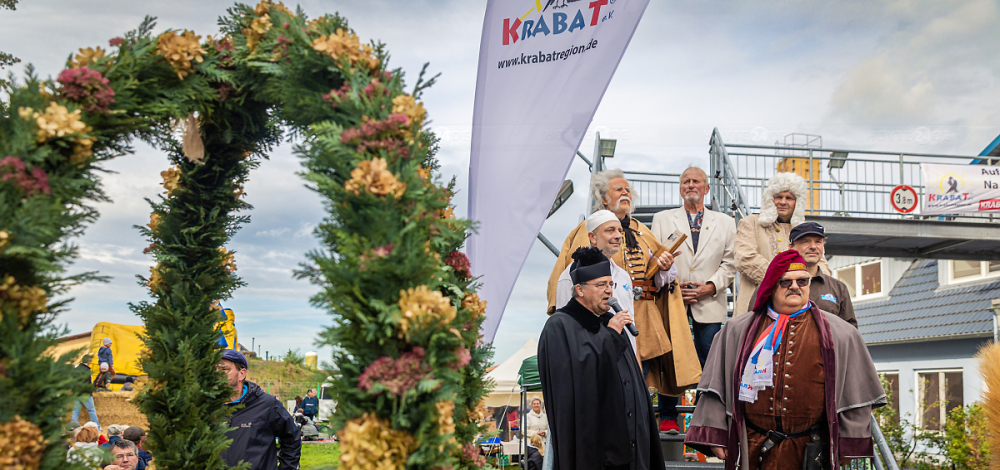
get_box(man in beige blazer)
[650,165,737,433]
[651,166,736,362]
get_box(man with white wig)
[733,172,830,316]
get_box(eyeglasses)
[585,281,616,291]
[778,277,811,289]
[114,452,137,460]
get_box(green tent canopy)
[517,355,541,391]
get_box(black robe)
[538,298,665,470]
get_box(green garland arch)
[0,2,492,469]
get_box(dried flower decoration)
[57,67,115,113]
[0,276,48,325]
[445,251,472,279]
[397,285,456,339]
[338,413,413,470]
[344,157,406,198]
[155,30,207,80]
[435,400,456,442]
[147,213,161,232]
[391,95,426,129]
[358,347,430,397]
[161,165,182,195]
[0,157,51,197]
[147,265,165,291]
[0,230,10,252]
[219,247,237,273]
[69,47,106,69]
[0,415,47,470]
[311,28,380,72]
[21,103,91,144]
[461,292,486,319]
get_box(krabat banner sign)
[921,163,1000,214]
[468,0,650,342]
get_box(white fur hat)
[100,362,109,371]
[758,172,808,227]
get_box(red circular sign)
[890,185,918,213]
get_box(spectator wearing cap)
[100,424,126,451]
[219,349,301,469]
[789,222,857,327]
[99,337,116,378]
[733,172,832,316]
[123,426,151,470]
[72,355,101,430]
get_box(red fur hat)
[753,250,809,312]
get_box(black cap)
[222,349,249,370]
[790,222,825,243]
[123,426,145,442]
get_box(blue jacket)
[98,345,114,367]
[301,396,319,417]
[223,381,301,470]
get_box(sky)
[2,0,998,366]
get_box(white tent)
[484,339,543,407]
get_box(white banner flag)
[468,0,650,342]
[921,163,1000,214]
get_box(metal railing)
[625,170,684,208]
[708,130,997,223]
[709,128,751,222]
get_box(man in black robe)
[538,246,665,470]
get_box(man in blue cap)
[789,222,857,328]
[219,349,301,469]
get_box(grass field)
[299,443,520,469]
[300,443,342,469]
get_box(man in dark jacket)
[219,349,301,469]
[538,247,665,470]
[300,389,319,420]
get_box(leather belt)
[632,279,656,301]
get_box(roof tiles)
[855,259,999,344]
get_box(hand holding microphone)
[607,297,638,337]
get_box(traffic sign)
[890,185,918,213]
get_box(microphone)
[607,297,638,337]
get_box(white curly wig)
[758,172,808,226]
[589,169,637,214]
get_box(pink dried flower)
[109,37,124,47]
[1,157,50,197]
[453,346,471,370]
[445,251,472,279]
[57,67,115,113]
[357,347,432,397]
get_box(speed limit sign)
[890,185,918,213]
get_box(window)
[878,372,900,426]
[835,261,882,299]
[836,267,857,298]
[948,260,1000,283]
[917,370,963,431]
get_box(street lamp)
[828,152,850,216]
[599,138,617,158]
[828,151,849,169]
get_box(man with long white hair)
[547,169,700,433]
[733,172,830,316]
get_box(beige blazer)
[651,208,736,324]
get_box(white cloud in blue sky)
[2,0,997,365]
